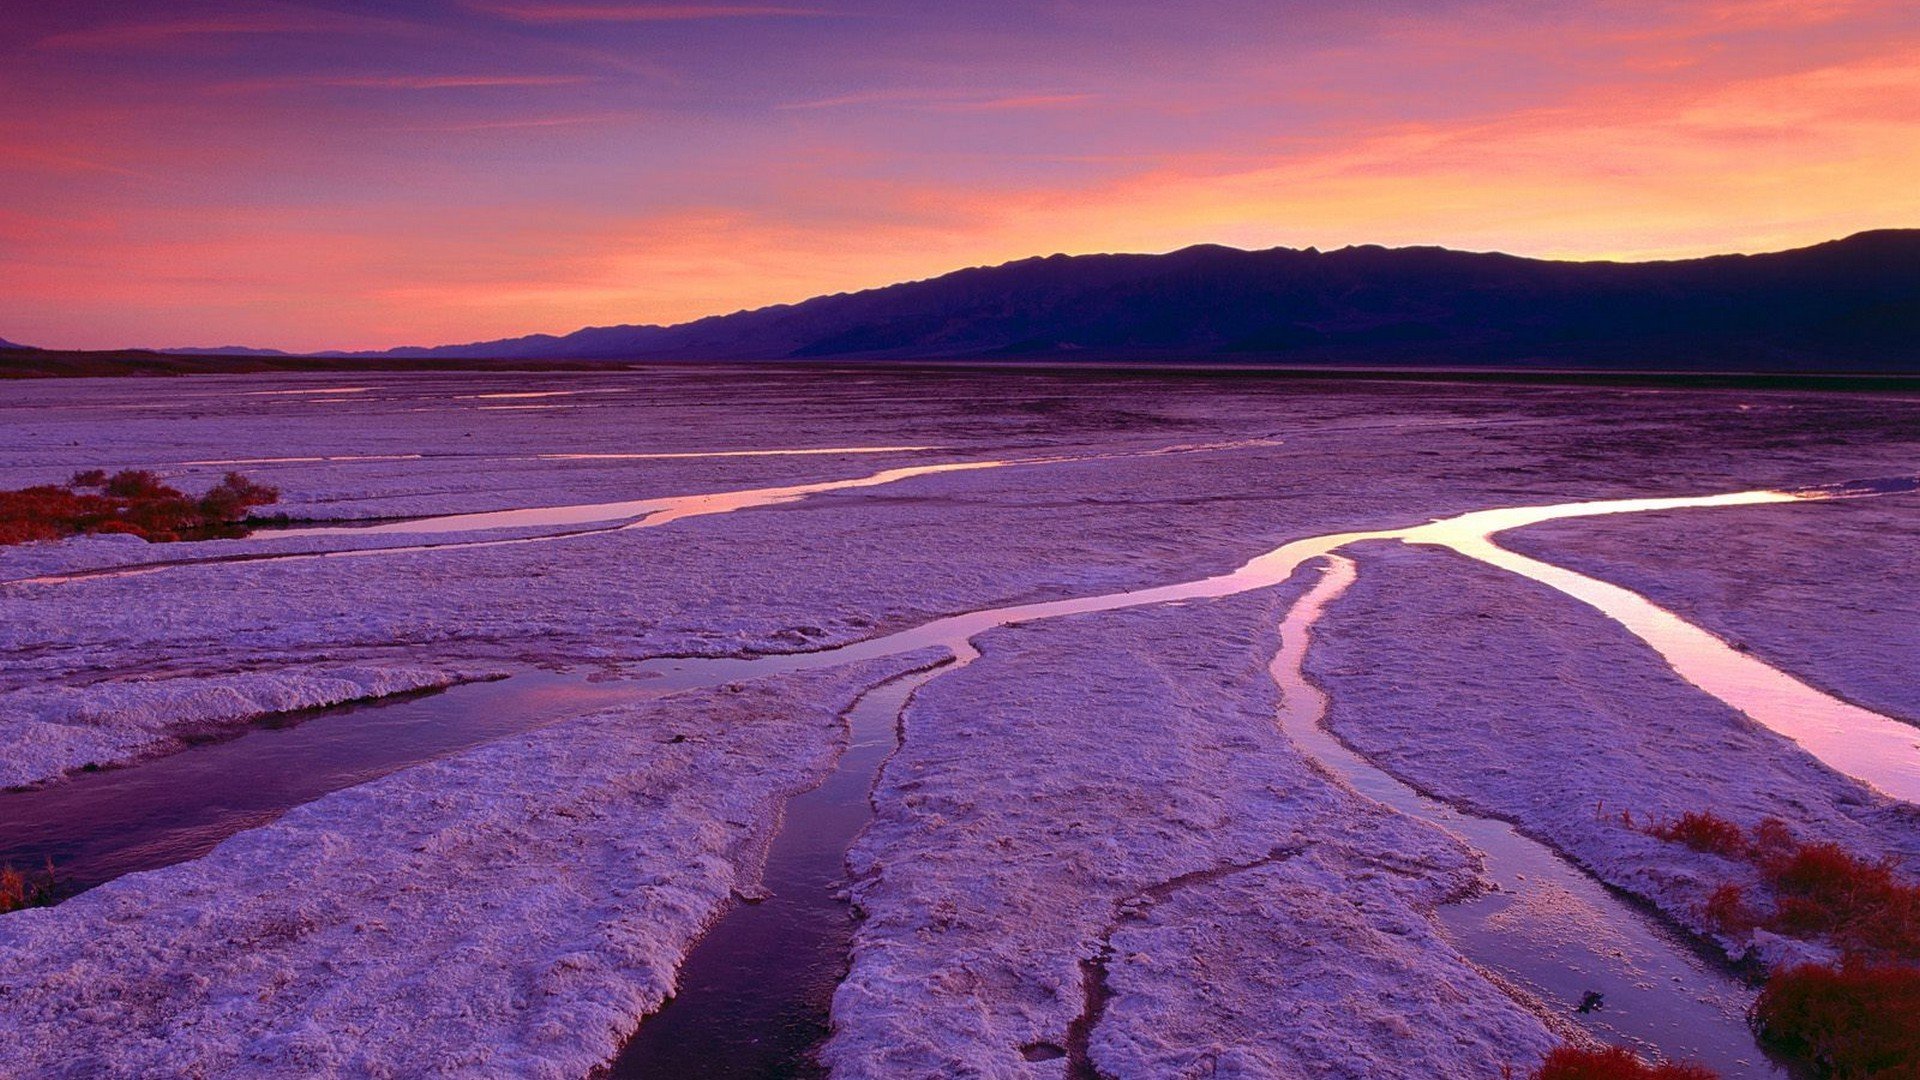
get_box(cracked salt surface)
[616,482,1912,1074]
[7,471,1907,1074]
[3,374,1915,1077]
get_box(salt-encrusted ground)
[1,370,1916,1077]
[0,657,924,1078]
[1309,542,1920,961]
[827,594,1555,1079]
[0,664,489,789]
[1505,493,1920,722]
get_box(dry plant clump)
[0,861,59,914]
[0,469,279,545]
[1642,810,1920,1077]
[1647,810,1749,859]
[1526,1045,1718,1079]
[1751,960,1920,1078]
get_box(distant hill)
[0,337,30,350]
[157,346,292,357]
[314,230,1920,372]
[0,348,629,380]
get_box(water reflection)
[268,460,1008,538]
[1400,491,1920,804]
[1272,557,1776,1075]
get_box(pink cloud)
[32,12,338,51]
[471,3,830,21]
[781,90,1096,111]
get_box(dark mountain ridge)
[69,228,1899,372]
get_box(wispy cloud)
[216,73,596,94]
[398,112,634,132]
[471,3,830,22]
[781,90,1097,111]
[935,93,1099,113]
[33,12,334,51]
[0,142,156,179]
[326,73,596,89]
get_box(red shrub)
[0,470,279,546]
[1648,811,1749,858]
[1752,817,1799,861]
[101,469,176,499]
[1644,811,1920,962]
[1704,883,1758,936]
[196,471,280,521]
[1752,960,1920,1078]
[0,860,58,914]
[1530,1045,1718,1080]
[1758,843,1920,960]
[1641,810,1920,1076]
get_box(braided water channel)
[6,478,1912,1075]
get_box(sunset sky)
[3,0,1917,352]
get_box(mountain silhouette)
[306,230,1920,371]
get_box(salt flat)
[0,367,1915,1078]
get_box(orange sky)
[2,0,1916,351]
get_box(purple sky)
[3,0,1916,350]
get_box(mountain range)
[11,231,1920,372]
[308,230,1919,371]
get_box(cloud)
[936,94,1099,113]
[32,12,337,51]
[215,73,596,94]
[470,2,830,22]
[396,112,635,132]
[781,90,1097,111]
[0,142,155,179]
[324,74,596,89]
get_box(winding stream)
[1274,557,1774,1074]
[606,664,958,1079]
[5,477,1913,1074]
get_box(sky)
[2,0,1917,352]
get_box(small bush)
[1643,813,1920,962]
[1530,1045,1718,1080]
[0,469,279,545]
[1752,960,1920,1078]
[1648,811,1749,858]
[1641,810,1920,1076]
[0,861,58,914]
[1758,843,1920,959]
[1704,883,1758,936]
[101,468,172,499]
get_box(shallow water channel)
[1275,557,1778,1075]
[6,479,1910,1075]
[0,671,641,892]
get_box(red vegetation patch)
[0,469,278,545]
[1752,960,1920,1078]
[1761,843,1920,959]
[0,861,59,914]
[1642,814,1920,958]
[1642,811,1920,1076]
[1702,883,1759,936]
[1648,811,1749,859]
[1529,1045,1718,1080]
